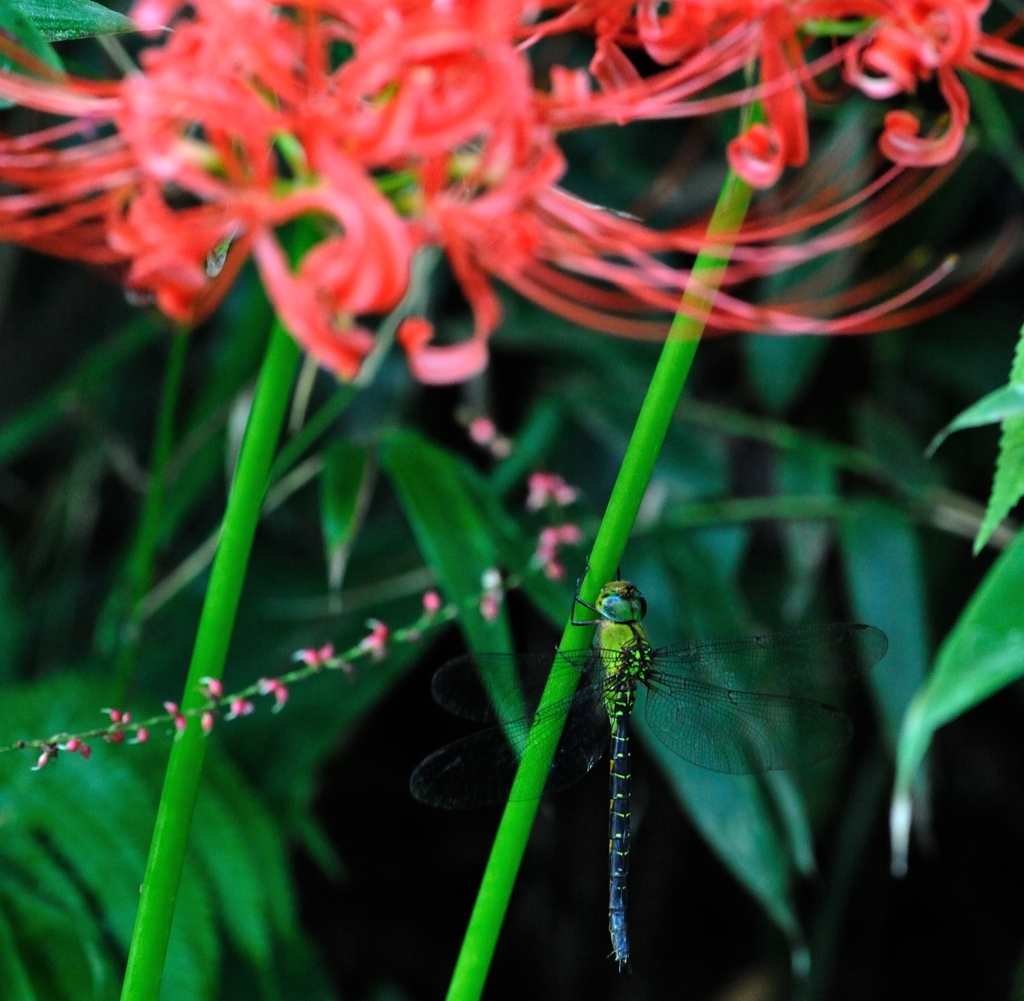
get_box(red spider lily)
[0,0,1018,384]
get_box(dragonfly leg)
[571,570,603,626]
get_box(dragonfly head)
[596,580,647,623]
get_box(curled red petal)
[879,67,969,166]
[727,124,785,189]
[252,230,377,380]
[398,316,489,385]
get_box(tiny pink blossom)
[32,748,53,771]
[225,698,255,720]
[201,711,215,734]
[469,416,497,446]
[544,561,565,582]
[526,473,580,511]
[359,619,390,661]
[258,678,289,711]
[79,743,92,759]
[104,730,126,744]
[479,567,504,622]
[293,643,334,667]
[422,590,442,615]
[62,738,81,753]
[480,593,501,622]
[130,729,148,745]
[532,524,583,579]
[164,701,187,733]
[103,708,124,723]
[199,677,224,699]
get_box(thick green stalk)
[120,322,300,1001]
[110,329,190,705]
[444,168,753,1001]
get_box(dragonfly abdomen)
[608,714,631,972]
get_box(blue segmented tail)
[608,715,631,972]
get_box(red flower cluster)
[0,0,1019,381]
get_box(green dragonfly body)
[411,580,887,971]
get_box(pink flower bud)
[259,678,290,711]
[103,708,123,723]
[32,749,52,771]
[469,416,497,445]
[544,560,565,581]
[225,697,255,720]
[358,619,390,662]
[104,730,126,744]
[480,593,501,622]
[199,677,223,699]
[164,702,186,734]
[63,738,81,753]
[422,590,442,615]
[526,473,579,511]
[129,729,147,746]
[293,643,334,667]
[201,711,215,734]
[79,743,91,759]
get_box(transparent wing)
[429,650,599,722]
[643,674,853,773]
[410,676,609,809]
[654,623,887,701]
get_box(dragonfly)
[410,579,888,971]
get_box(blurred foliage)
[2,12,1024,1001]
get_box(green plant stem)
[119,322,300,1001]
[444,168,754,1001]
[110,329,190,706]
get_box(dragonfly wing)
[430,650,596,722]
[654,623,887,700]
[411,677,609,808]
[643,676,853,774]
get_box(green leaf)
[379,430,514,662]
[320,440,374,591]
[743,335,830,414]
[925,383,1024,457]
[192,757,295,974]
[964,74,1024,190]
[0,534,24,681]
[11,0,134,41]
[0,0,62,82]
[776,452,836,623]
[639,712,808,969]
[0,901,39,1001]
[975,325,1024,552]
[892,528,1024,872]
[0,829,115,1001]
[839,502,929,749]
[0,673,304,1000]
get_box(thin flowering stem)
[0,583,498,760]
[444,167,754,1001]
[120,320,299,1001]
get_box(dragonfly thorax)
[599,637,650,719]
